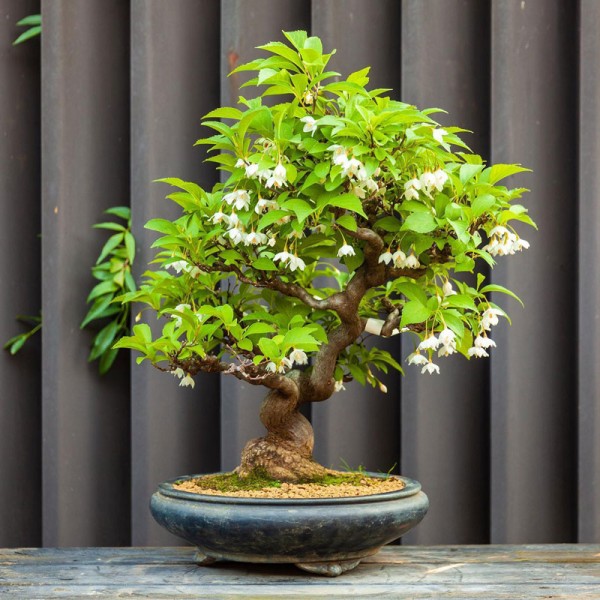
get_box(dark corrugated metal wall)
[0,0,595,547]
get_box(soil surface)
[174,471,405,499]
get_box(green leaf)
[17,14,41,26]
[282,198,313,222]
[203,106,243,120]
[253,257,278,271]
[487,164,531,185]
[335,214,357,231]
[314,162,330,178]
[104,206,130,220]
[471,194,496,218]
[124,232,135,264]
[245,323,277,336]
[257,210,289,230]
[401,212,437,233]
[480,284,524,307]
[88,321,119,362]
[258,337,280,359]
[237,338,253,351]
[400,301,432,327]
[375,216,402,232]
[282,328,319,349]
[459,163,484,184]
[93,222,126,232]
[13,25,41,45]
[320,193,367,218]
[86,280,118,303]
[96,233,124,264]
[98,348,119,375]
[80,296,113,329]
[144,219,180,235]
[7,335,27,354]
[283,30,308,50]
[446,294,477,311]
[133,323,152,343]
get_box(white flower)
[289,348,308,365]
[378,251,393,265]
[288,255,306,272]
[421,361,441,375]
[171,303,191,327]
[351,184,366,199]
[300,115,317,135]
[418,335,440,352]
[365,178,378,193]
[334,380,346,392]
[171,368,185,379]
[303,90,314,105]
[210,211,228,225]
[235,158,245,168]
[404,177,422,200]
[512,237,530,252]
[266,163,287,188]
[273,251,306,271]
[468,346,489,358]
[224,189,251,211]
[481,307,503,330]
[378,382,388,394]
[392,250,407,268]
[227,211,240,227]
[407,352,429,366]
[342,158,364,179]
[433,168,449,191]
[474,335,496,349]
[438,328,457,356]
[337,244,355,258]
[404,251,420,269]
[265,362,277,373]
[179,373,195,388]
[245,162,259,178]
[484,225,529,257]
[274,251,294,266]
[244,231,267,246]
[432,128,448,144]
[167,260,187,274]
[438,327,456,348]
[254,198,279,214]
[257,168,272,182]
[442,280,457,296]
[328,145,348,166]
[267,236,277,247]
[420,171,437,194]
[228,227,244,245]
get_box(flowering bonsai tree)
[116,31,533,482]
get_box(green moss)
[180,469,389,492]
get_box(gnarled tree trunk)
[237,379,329,481]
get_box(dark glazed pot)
[150,473,429,576]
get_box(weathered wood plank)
[1,546,598,599]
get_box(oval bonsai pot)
[150,473,429,576]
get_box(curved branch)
[169,354,297,396]
[194,260,331,312]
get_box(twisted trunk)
[237,375,329,481]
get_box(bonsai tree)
[116,31,533,483]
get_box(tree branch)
[194,260,331,312]
[169,354,297,396]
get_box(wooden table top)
[1,544,599,599]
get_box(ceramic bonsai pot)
[150,473,429,576]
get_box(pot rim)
[156,472,422,506]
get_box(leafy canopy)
[116,30,533,390]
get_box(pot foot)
[194,550,218,566]
[295,558,361,576]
